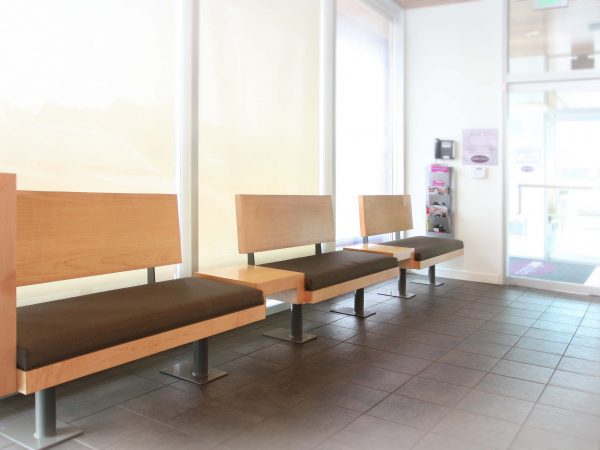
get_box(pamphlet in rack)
[427,164,455,237]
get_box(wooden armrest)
[344,244,413,261]
[195,265,304,297]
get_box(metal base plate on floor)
[410,279,444,286]
[378,290,416,299]
[263,328,317,344]
[160,360,228,385]
[330,306,376,319]
[0,416,82,450]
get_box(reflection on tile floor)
[2,275,600,449]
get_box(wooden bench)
[346,194,464,299]
[233,194,399,343]
[0,174,265,450]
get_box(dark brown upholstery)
[17,278,263,371]
[260,251,397,291]
[383,236,463,261]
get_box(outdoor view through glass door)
[507,82,600,292]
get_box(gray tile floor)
[2,275,600,449]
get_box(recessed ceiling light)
[524,30,541,37]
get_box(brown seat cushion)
[17,278,263,371]
[260,250,398,291]
[382,236,463,261]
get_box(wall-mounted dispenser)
[434,139,456,160]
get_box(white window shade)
[335,0,395,244]
[197,0,322,268]
[0,0,177,304]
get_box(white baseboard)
[409,268,504,285]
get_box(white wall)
[405,0,504,284]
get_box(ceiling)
[510,0,600,60]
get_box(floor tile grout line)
[410,288,575,404]
[113,402,221,446]
[495,285,556,450]
[538,299,596,399]
[504,295,592,450]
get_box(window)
[335,0,401,245]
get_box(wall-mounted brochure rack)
[427,164,455,237]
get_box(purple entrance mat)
[509,257,596,285]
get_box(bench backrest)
[0,174,182,396]
[359,194,413,237]
[17,190,182,286]
[235,194,334,253]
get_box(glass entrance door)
[506,82,600,293]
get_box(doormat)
[509,257,596,285]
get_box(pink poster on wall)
[462,129,498,166]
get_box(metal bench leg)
[263,304,317,344]
[161,338,227,385]
[410,265,444,286]
[378,267,416,299]
[330,288,375,318]
[0,387,82,450]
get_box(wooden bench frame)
[0,174,265,450]
[357,194,464,298]
[234,194,398,343]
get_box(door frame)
[504,85,600,296]
[502,0,600,296]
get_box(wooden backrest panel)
[359,195,413,237]
[0,174,17,396]
[236,195,335,253]
[17,191,182,286]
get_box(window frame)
[320,0,405,249]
